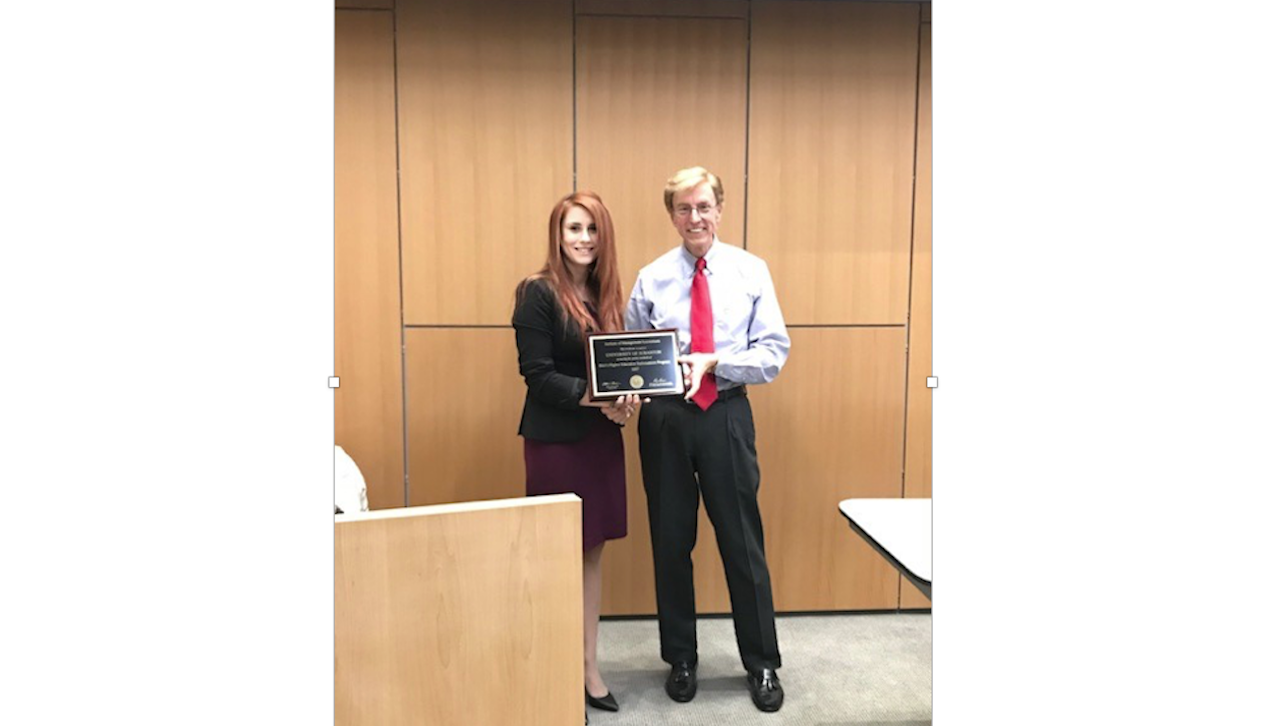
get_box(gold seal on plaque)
[630,374,644,388]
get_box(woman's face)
[559,204,598,272]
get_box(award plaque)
[586,329,686,401]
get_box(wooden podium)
[336,494,583,725]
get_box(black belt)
[652,385,746,405]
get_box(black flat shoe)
[585,688,619,712]
[665,661,698,702]
[747,668,784,712]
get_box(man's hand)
[678,353,719,402]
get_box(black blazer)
[513,278,596,442]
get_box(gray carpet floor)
[588,612,932,726]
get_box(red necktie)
[689,257,718,411]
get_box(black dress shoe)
[665,661,698,702]
[747,668,784,712]
[585,688,619,712]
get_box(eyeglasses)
[673,203,718,218]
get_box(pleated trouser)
[637,389,781,672]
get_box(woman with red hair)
[513,191,638,717]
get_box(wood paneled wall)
[335,0,933,615]
[748,1,919,325]
[901,17,933,611]
[336,0,393,11]
[397,0,572,326]
[578,0,748,17]
[577,14,748,288]
[404,329,527,506]
[905,20,933,501]
[753,329,909,610]
[335,10,404,510]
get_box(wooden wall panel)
[404,329,527,506]
[905,22,932,500]
[576,0,747,17]
[336,11,405,510]
[397,0,573,325]
[336,496,582,725]
[577,15,748,289]
[337,0,393,10]
[747,1,920,325]
[901,20,931,611]
[752,328,908,611]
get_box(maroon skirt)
[523,414,628,551]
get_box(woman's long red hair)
[518,191,624,335]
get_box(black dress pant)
[637,389,781,672]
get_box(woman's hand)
[601,394,645,426]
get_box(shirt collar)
[679,237,722,276]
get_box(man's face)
[670,182,721,251]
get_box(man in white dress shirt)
[625,166,790,713]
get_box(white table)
[838,498,931,600]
